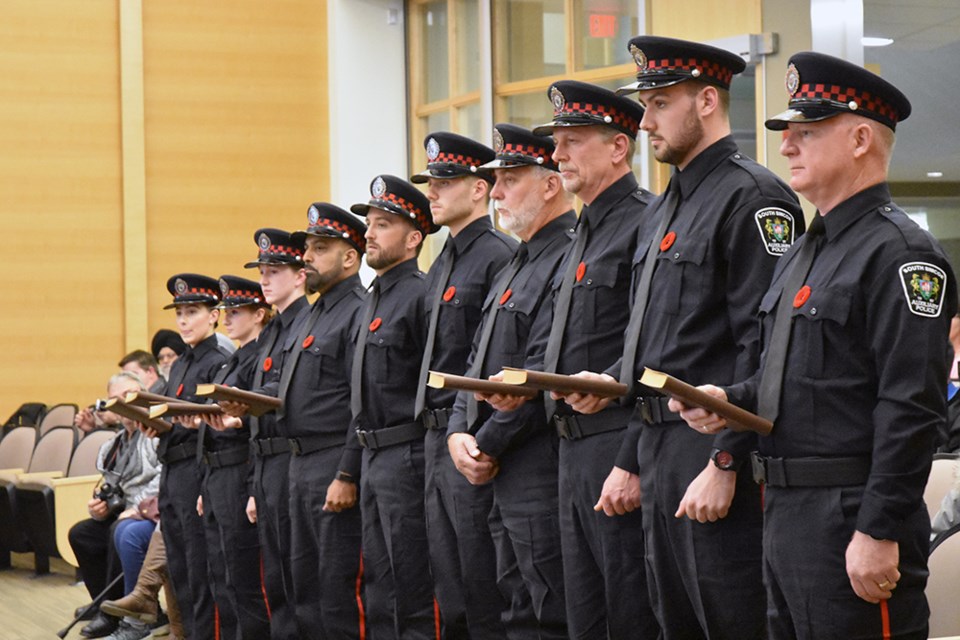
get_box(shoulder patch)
[754,208,795,256]
[899,262,947,318]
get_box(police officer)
[678,52,956,640]
[282,204,367,639]
[411,132,517,638]
[447,123,576,639]
[494,81,657,639]
[197,275,271,640]
[349,174,438,639]
[157,273,232,639]
[562,37,804,639]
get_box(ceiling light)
[862,37,894,47]
[927,171,944,178]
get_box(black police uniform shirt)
[525,172,652,398]
[609,136,803,467]
[423,216,517,409]
[160,333,231,454]
[202,339,259,452]
[277,274,366,477]
[244,295,309,439]
[727,182,957,542]
[447,211,577,457]
[356,257,429,430]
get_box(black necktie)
[250,322,281,439]
[276,300,325,420]
[415,240,456,418]
[466,244,528,427]
[350,280,380,422]
[165,349,193,399]
[543,214,589,419]
[756,216,825,423]
[620,181,680,396]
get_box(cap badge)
[219,279,229,297]
[550,86,565,113]
[426,137,441,161]
[258,233,271,251]
[371,176,387,198]
[175,278,188,295]
[629,44,647,71]
[785,63,800,97]
[493,128,504,153]
[308,205,320,225]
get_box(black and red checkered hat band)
[433,152,484,168]
[260,245,304,261]
[221,289,265,307]
[495,143,558,171]
[370,194,433,235]
[643,57,735,88]
[165,289,219,309]
[555,102,640,136]
[306,219,366,252]
[792,83,900,125]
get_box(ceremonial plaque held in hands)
[149,401,223,420]
[427,371,539,398]
[104,398,172,434]
[194,383,282,417]
[639,368,773,436]
[124,390,181,407]
[501,367,627,398]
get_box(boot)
[101,528,166,624]
[160,577,184,640]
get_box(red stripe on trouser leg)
[260,552,272,618]
[356,552,366,640]
[434,598,441,640]
[880,600,891,640]
[215,605,220,640]
[760,484,765,510]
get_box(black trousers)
[288,446,364,640]
[559,429,658,640]
[361,440,437,640]
[202,458,270,640]
[637,419,765,640]
[764,486,930,640]
[160,458,215,640]
[251,451,298,640]
[68,516,124,602]
[424,427,508,639]
[493,430,567,640]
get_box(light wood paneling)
[0,1,124,411]
[650,0,761,41]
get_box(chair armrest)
[0,468,25,484]
[16,471,64,483]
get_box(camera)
[94,482,126,517]
[94,399,109,412]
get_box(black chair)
[1,402,46,441]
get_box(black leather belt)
[552,409,629,441]
[421,408,451,431]
[751,453,871,487]
[288,433,344,456]
[250,437,291,457]
[637,396,678,424]
[203,444,249,469]
[161,443,194,465]
[356,420,425,450]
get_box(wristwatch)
[711,448,736,471]
[335,471,356,484]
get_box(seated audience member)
[932,467,960,549]
[76,402,122,435]
[118,350,166,395]
[150,329,186,380]
[68,372,162,639]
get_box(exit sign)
[589,14,616,38]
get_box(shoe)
[104,621,151,640]
[100,591,158,624]
[75,603,97,621]
[80,612,120,638]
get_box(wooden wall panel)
[650,0,761,41]
[0,1,124,411]
[142,0,329,338]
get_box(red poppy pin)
[443,286,456,302]
[500,289,512,305]
[660,232,676,252]
[793,285,811,308]
[575,262,586,282]
[369,317,382,332]
[263,357,273,372]
[302,335,314,349]
[176,384,184,398]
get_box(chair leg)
[0,549,10,570]
[34,552,49,575]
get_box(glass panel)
[457,102,483,140]
[728,65,757,161]
[420,1,450,103]
[426,110,452,133]
[493,0,567,83]
[572,0,639,71]
[456,0,481,94]
[500,91,553,130]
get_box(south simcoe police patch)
[754,208,795,256]
[900,262,947,318]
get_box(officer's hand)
[196,495,203,517]
[220,400,251,418]
[482,373,529,412]
[448,433,499,485]
[140,423,159,438]
[88,498,109,520]
[246,496,257,524]
[594,466,641,516]
[671,385,728,435]
[675,463,736,523]
[323,479,357,512]
[551,371,615,415]
[845,530,900,603]
[204,413,242,431]
[178,415,202,430]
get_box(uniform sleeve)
[857,250,956,541]
[338,303,363,478]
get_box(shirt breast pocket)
[367,325,402,383]
[301,337,341,378]
[576,262,626,334]
[790,287,852,379]
[655,238,709,315]
[442,283,485,347]
[499,289,539,357]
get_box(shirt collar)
[674,136,739,201]
[375,257,421,294]
[527,210,577,260]
[316,273,363,309]
[190,333,220,358]
[279,295,308,328]
[581,171,639,228]
[450,216,494,255]
[820,182,892,242]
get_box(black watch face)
[715,450,735,470]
